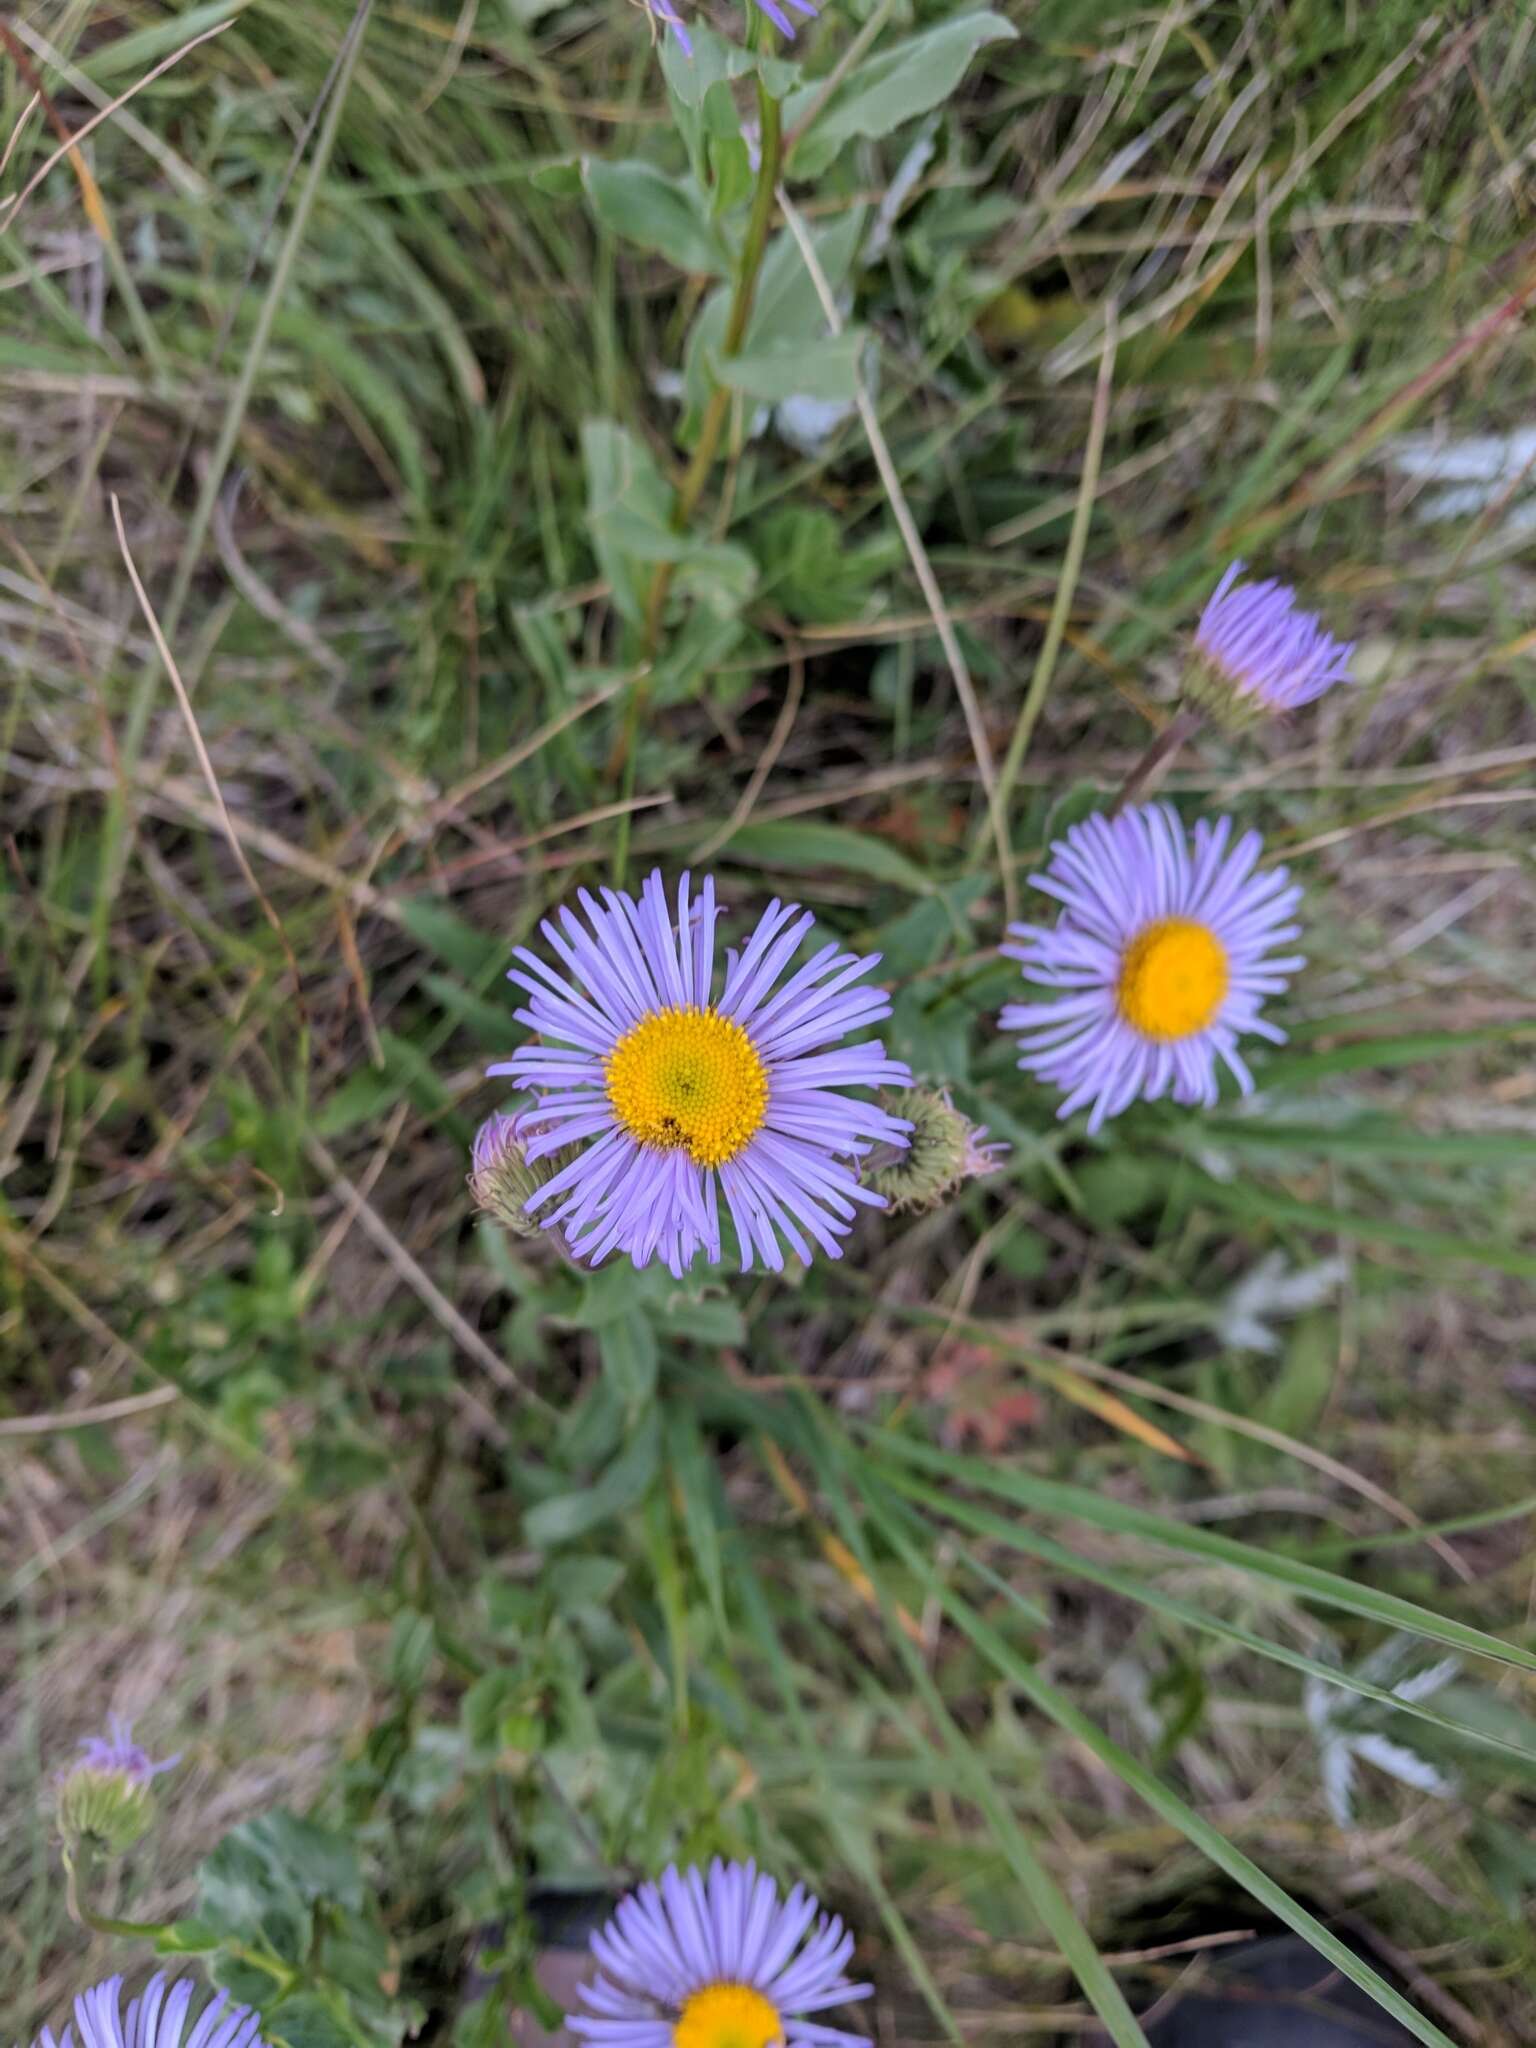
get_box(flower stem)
[1110,706,1201,816]
[611,73,785,886]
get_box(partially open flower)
[469,1112,554,1238]
[56,1717,179,1857]
[1186,561,1355,727]
[865,1089,1008,1213]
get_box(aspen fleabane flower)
[29,1976,266,2048]
[491,871,911,1275]
[1001,803,1303,1133]
[568,1860,871,2048]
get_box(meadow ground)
[2,1,1536,2041]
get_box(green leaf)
[725,820,934,893]
[666,1410,728,1632]
[682,209,866,433]
[525,1410,662,1547]
[785,12,1019,178]
[195,1812,363,1967]
[661,21,798,107]
[393,897,508,979]
[1191,1173,1536,1281]
[263,2001,353,2048]
[942,1564,1460,2048]
[599,1314,659,1418]
[582,421,755,626]
[583,159,730,276]
[866,1426,1536,1675]
[718,329,868,401]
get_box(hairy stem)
[1110,706,1201,815]
[611,75,785,885]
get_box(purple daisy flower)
[29,1976,266,2048]
[568,1859,872,2048]
[1000,803,1303,1134]
[1192,560,1355,717]
[490,871,911,1276]
[72,1715,180,1786]
[641,0,817,55]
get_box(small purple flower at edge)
[1193,559,1356,716]
[642,0,818,58]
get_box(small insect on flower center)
[605,1005,770,1169]
[672,1982,784,2048]
[1116,916,1229,1041]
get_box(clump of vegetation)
[3,2,1534,2043]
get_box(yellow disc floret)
[673,1983,784,2048]
[606,1005,770,1169]
[1116,916,1229,1041]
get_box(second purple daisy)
[490,870,912,1276]
[1001,803,1303,1133]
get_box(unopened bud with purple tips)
[57,1716,179,1856]
[469,1112,553,1238]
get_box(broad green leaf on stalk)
[784,12,1019,179]
[752,503,901,624]
[660,25,799,179]
[708,133,754,215]
[582,159,730,276]
[877,1463,1536,1769]
[581,421,756,626]
[680,208,866,435]
[718,329,869,401]
[196,1812,363,1963]
[865,1427,1536,1674]
[660,20,799,109]
[525,1410,662,1547]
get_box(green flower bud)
[469,1113,553,1238]
[865,1090,1007,1214]
[56,1718,177,1857]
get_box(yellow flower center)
[605,1005,770,1169]
[1116,916,1229,1041]
[672,1983,784,2048]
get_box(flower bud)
[469,1113,553,1237]
[57,1717,178,1857]
[866,1089,1007,1213]
[1183,560,1355,731]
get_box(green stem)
[611,75,785,886]
[1110,706,1201,815]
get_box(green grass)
[3,0,1536,2041]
